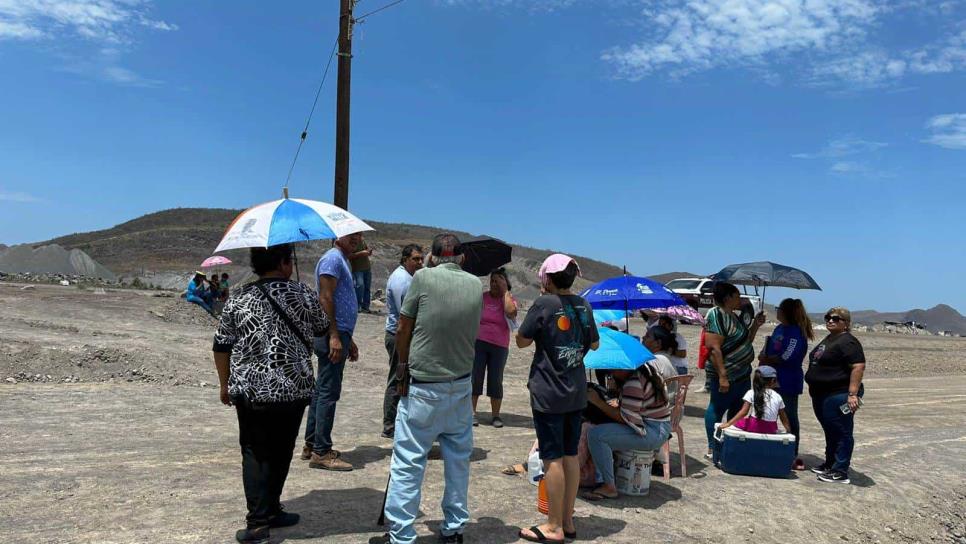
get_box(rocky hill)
[32,208,626,299]
[0,244,116,281]
[848,305,966,336]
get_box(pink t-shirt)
[477,292,514,348]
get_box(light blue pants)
[587,420,671,486]
[385,376,473,544]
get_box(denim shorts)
[532,409,582,460]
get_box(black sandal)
[519,525,565,543]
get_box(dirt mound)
[0,244,116,281]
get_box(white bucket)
[614,450,653,496]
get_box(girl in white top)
[719,366,791,435]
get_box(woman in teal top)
[703,281,765,455]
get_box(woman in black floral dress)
[213,243,329,544]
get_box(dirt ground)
[1,282,964,544]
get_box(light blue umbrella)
[584,327,655,371]
[592,309,626,325]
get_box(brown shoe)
[309,450,354,471]
[300,444,313,461]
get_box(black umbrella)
[712,261,821,306]
[460,236,512,276]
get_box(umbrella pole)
[294,247,301,282]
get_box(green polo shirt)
[400,263,483,382]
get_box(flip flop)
[501,464,524,476]
[581,490,618,502]
[518,526,564,544]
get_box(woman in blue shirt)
[758,298,813,471]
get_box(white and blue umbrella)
[584,327,656,371]
[214,198,374,252]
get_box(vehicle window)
[666,279,701,290]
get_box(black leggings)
[472,340,509,399]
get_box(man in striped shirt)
[581,363,672,501]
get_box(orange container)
[536,478,549,515]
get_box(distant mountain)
[31,208,625,299]
[0,244,116,280]
[847,304,966,335]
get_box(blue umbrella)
[584,327,656,371]
[580,275,686,312]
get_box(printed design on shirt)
[214,281,329,402]
[553,304,590,369]
[811,343,827,363]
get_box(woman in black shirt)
[804,307,866,485]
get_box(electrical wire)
[284,36,340,189]
[355,0,407,22]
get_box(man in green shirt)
[382,233,482,544]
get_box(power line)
[284,36,340,189]
[354,0,406,22]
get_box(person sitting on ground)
[186,271,214,315]
[516,254,599,544]
[207,275,221,302]
[719,366,791,435]
[472,267,518,428]
[642,326,681,403]
[220,273,231,300]
[581,362,671,501]
[656,316,689,375]
[212,243,329,544]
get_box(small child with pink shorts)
[720,366,791,435]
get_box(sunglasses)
[824,315,845,323]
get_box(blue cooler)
[712,424,795,478]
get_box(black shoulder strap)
[253,282,312,351]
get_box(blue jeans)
[186,294,212,313]
[704,375,752,449]
[385,376,473,544]
[779,391,801,455]
[812,388,863,475]
[304,332,352,454]
[354,269,371,311]
[588,420,671,486]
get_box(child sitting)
[720,366,791,435]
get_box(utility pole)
[333,0,354,210]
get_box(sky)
[1,0,965,314]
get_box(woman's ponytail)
[752,368,767,418]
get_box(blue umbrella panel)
[580,275,687,312]
[584,327,656,371]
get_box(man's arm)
[318,275,343,363]
[395,315,414,396]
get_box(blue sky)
[1,0,965,314]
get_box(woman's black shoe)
[269,511,300,528]
[235,526,269,544]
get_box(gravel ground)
[1,282,964,543]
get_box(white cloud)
[598,0,966,87]
[792,136,887,159]
[438,0,578,11]
[0,1,174,86]
[602,0,879,80]
[924,113,966,149]
[0,190,43,203]
[0,0,176,44]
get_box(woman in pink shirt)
[472,268,518,428]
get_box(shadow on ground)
[409,514,628,543]
[799,454,876,487]
[474,411,533,429]
[278,487,407,542]
[578,480,682,510]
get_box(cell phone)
[839,397,863,414]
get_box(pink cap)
[538,253,580,287]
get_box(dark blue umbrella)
[712,261,821,306]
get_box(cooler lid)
[717,425,796,443]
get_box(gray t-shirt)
[400,263,482,382]
[518,294,599,414]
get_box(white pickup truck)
[665,277,763,320]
